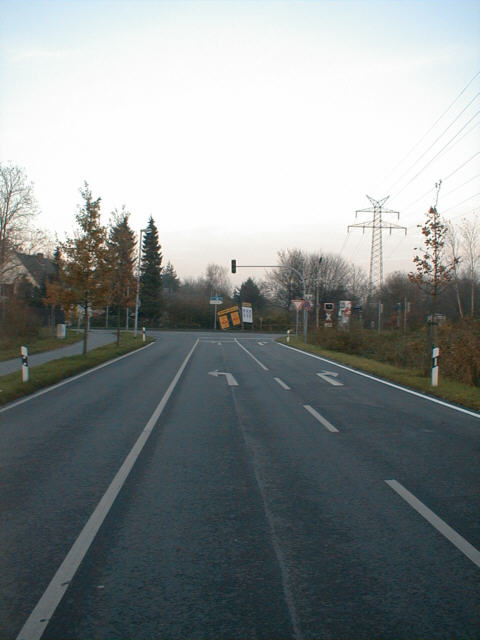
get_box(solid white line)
[386,479,480,569]
[278,342,480,420]
[274,377,291,390]
[16,339,199,640]
[0,342,155,414]
[234,338,269,371]
[303,405,339,432]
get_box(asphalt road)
[1,331,479,639]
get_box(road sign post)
[291,300,304,339]
[210,295,223,330]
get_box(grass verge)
[0,330,83,361]
[0,333,154,407]
[279,337,480,413]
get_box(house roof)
[15,252,56,287]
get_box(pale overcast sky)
[1,0,479,286]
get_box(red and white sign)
[339,300,352,316]
[291,299,304,311]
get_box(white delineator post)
[286,329,291,343]
[21,346,29,382]
[142,327,146,343]
[431,346,439,387]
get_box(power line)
[391,110,480,199]
[379,69,480,190]
[442,191,480,215]
[387,91,480,194]
[442,173,480,198]
[443,151,480,182]
[393,142,480,218]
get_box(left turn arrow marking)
[208,370,239,386]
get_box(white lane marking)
[208,370,239,386]
[386,479,480,569]
[274,377,291,390]
[234,338,269,371]
[278,343,480,420]
[0,342,155,414]
[16,339,200,640]
[317,371,344,386]
[303,405,339,432]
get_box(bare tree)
[264,249,306,309]
[265,248,355,311]
[445,221,464,319]
[459,213,480,317]
[0,163,38,280]
[204,263,231,297]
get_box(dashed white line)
[386,479,480,569]
[274,377,291,390]
[303,405,339,432]
[279,342,480,420]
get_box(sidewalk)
[0,330,116,377]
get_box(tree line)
[1,163,479,354]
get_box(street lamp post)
[134,227,148,338]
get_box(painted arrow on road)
[317,371,344,386]
[208,370,239,386]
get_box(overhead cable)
[380,69,480,189]
[387,91,480,194]
[391,110,480,199]
[441,192,480,215]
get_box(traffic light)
[231,259,236,274]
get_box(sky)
[1,0,479,289]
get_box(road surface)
[1,331,478,639]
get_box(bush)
[439,319,480,386]
[311,320,480,387]
[0,297,41,345]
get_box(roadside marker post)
[431,346,439,387]
[142,327,146,343]
[21,346,29,382]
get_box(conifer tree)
[140,216,163,324]
[163,261,180,294]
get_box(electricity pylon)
[348,196,406,295]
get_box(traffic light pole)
[231,260,308,342]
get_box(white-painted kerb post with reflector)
[21,346,29,382]
[432,346,439,387]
